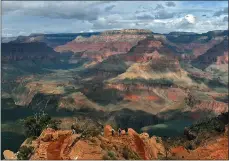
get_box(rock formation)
[15,126,166,160]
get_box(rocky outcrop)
[12,33,84,47]
[192,100,228,115]
[192,38,228,69]
[1,42,59,62]
[54,30,150,62]
[170,133,228,159]
[5,121,229,160]
[3,150,17,160]
[101,29,152,35]
[19,126,165,160]
[122,36,177,63]
[103,125,113,137]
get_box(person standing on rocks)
[118,128,122,136]
[72,129,76,134]
[111,128,115,136]
[71,124,76,134]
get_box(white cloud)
[184,14,196,24]
[2,1,228,37]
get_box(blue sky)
[2,1,228,37]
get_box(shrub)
[108,150,115,158]
[189,115,226,134]
[156,137,160,143]
[214,120,225,132]
[17,146,34,160]
[185,142,195,150]
[25,136,37,144]
[122,147,141,160]
[122,147,129,159]
[122,78,174,87]
[22,112,61,137]
[81,127,101,138]
[48,119,61,130]
[184,93,201,107]
[102,150,117,160]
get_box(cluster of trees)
[123,78,174,87]
[189,112,228,134]
[184,93,201,107]
[17,112,61,159]
[188,74,227,88]
[71,118,103,139]
[17,146,34,160]
[22,111,61,137]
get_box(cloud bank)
[2,1,228,37]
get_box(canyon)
[1,29,228,160]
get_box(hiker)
[71,124,76,134]
[111,128,115,136]
[125,127,128,135]
[72,129,76,134]
[118,128,122,136]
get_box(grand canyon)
[2,28,228,160]
[1,1,229,160]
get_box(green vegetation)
[184,93,201,107]
[214,94,228,103]
[71,119,103,139]
[122,146,141,160]
[25,136,37,145]
[81,127,101,138]
[103,150,117,160]
[188,112,227,133]
[17,146,34,160]
[122,78,174,87]
[22,112,61,137]
[84,87,123,105]
[165,112,228,151]
[188,74,227,88]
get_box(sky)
[2,1,228,37]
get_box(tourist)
[118,128,122,136]
[111,129,115,136]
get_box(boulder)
[3,150,17,160]
[140,133,149,139]
[52,130,72,140]
[104,125,113,137]
[41,133,53,142]
[40,128,56,142]
[121,130,126,135]
[128,128,138,136]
